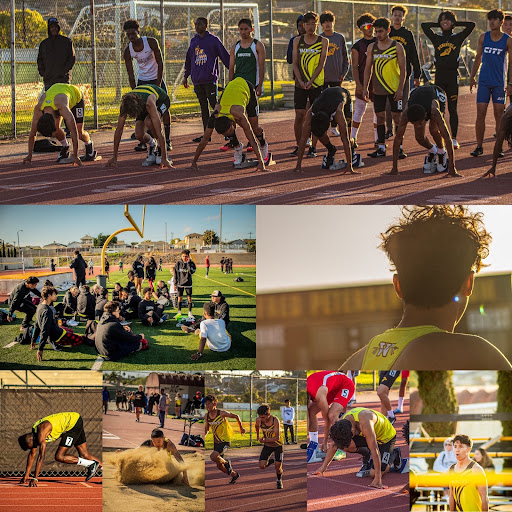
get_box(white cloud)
[183,226,192,233]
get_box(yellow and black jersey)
[372,40,400,95]
[208,411,234,443]
[32,412,80,443]
[260,415,283,447]
[297,35,324,88]
[449,461,485,511]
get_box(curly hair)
[329,419,353,449]
[380,206,491,308]
[120,92,146,118]
[37,113,57,137]
[453,433,473,448]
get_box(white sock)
[438,147,446,155]
[149,138,156,148]
[350,127,358,139]
[59,138,69,148]
[77,457,95,467]
[398,397,404,409]
[387,410,395,419]
[379,144,386,151]
[309,431,319,443]
[429,143,438,154]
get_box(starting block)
[322,153,364,171]
[233,152,276,169]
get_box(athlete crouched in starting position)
[107,84,173,169]
[23,84,97,167]
[295,86,361,173]
[190,77,272,171]
[18,411,101,486]
[141,428,189,485]
[389,84,460,177]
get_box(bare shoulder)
[393,332,512,370]
[339,346,366,372]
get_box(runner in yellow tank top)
[191,76,272,171]
[255,403,285,489]
[340,206,512,371]
[205,394,245,484]
[18,411,102,486]
[313,407,400,489]
[23,83,98,167]
[449,434,488,511]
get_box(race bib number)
[382,451,390,464]
[64,436,73,447]
[397,100,403,110]
[341,388,350,398]
[437,90,447,103]
[75,108,84,119]
[159,104,167,114]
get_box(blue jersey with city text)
[479,31,509,86]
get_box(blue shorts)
[476,83,506,104]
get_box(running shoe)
[187,312,195,320]
[368,148,386,158]
[307,146,317,157]
[56,147,69,163]
[260,141,269,161]
[142,145,157,167]
[155,147,162,165]
[220,141,236,151]
[289,146,299,156]
[498,151,505,158]
[229,472,240,484]
[356,458,372,478]
[246,142,253,152]
[452,139,460,149]
[398,147,407,159]
[81,150,98,162]
[233,142,244,166]
[134,142,147,152]
[329,127,340,137]
[385,129,393,139]
[436,152,448,172]
[470,146,483,157]
[192,136,202,143]
[389,447,403,473]
[307,441,320,463]
[86,461,101,482]
[333,449,347,461]
[277,479,284,489]
[393,408,403,414]
[423,152,437,174]
[48,340,63,352]
[66,319,80,327]
[388,416,397,425]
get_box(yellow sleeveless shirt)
[208,411,234,443]
[219,77,250,120]
[342,407,396,444]
[260,416,283,447]
[41,84,82,111]
[33,412,80,442]
[449,461,484,511]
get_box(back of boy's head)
[204,302,215,317]
[380,206,491,308]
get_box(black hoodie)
[77,290,95,319]
[37,20,75,88]
[95,313,142,361]
[8,282,41,316]
[70,254,87,279]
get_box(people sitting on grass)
[7,276,41,331]
[182,290,230,334]
[120,287,142,319]
[55,286,79,322]
[95,301,148,361]
[126,270,137,295]
[31,286,84,362]
[95,287,109,320]
[138,287,169,326]
[155,280,170,301]
[77,285,95,321]
[190,302,231,360]
[112,282,122,302]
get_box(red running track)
[307,394,409,512]
[0,476,102,512]
[1,88,511,205]
[205,446,306,512]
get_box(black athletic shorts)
[259,444,284,463]
[379,370,401,389]
[136,96,171,122]
[177,286,192,297]
[435,73,458,104]
[70,99,85,124]
[353,434,396,470]
[58,416,87,447]
[294,86,323,110]
[373,93,402,113]
[213,441,230,456]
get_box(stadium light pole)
[17,230,23,250]
[269,0,275,108]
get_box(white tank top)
[129,36,158,81]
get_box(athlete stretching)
[449,434,488,511]
[422,11,475,149]
[255,403,285,489]
[18,412,101,486]
[205,395,245,484]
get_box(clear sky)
[0,205,255,246]
[257,205,512,293]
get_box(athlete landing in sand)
[17,412,101,487]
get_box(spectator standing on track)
[123,19,171,152]
[122,390,128,411]
[116,390,122,411]
[351,13,377,148]
[103,386,110,414]
[158,389,169,428]
[145,256,157,291]
[184,17,230,143]
[281,399,295,444]
[70,250,87,288]
[422,11,475,149]
[134,385,145,422]
[205,254,210,278]
[469,9,512,158]
[158,257,163,272]
[88,258,94,276]
[387,5,421,137]
[7,276,41,330]
[319,11,349,137]
[50,259,56,272]
[292,11,328,158]
[364,17,407,160]
[173,249,196,319]
[132,255,145,295]
[119,259,123,272]
[175,393,182,418]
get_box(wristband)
[30,477,38,481]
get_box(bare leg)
[475,103,489,146]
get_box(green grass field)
[0,266,256,370]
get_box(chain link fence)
[205,371,307,448]
[0,388,102,477]
[1,0,495,137]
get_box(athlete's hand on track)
[22,155,32,165]
[37,350,43,362]
[369,479,387,489]
[18,477,28,485]
[470,77,477,92]
[160,159,175,169]
[73,155,83,167]
[446,166,463,178]
[189,162,199,170]
[482,167,496,178]
[28,479,38,487]
[312,469,325,477]
[106,157,118,167]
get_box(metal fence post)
[115,0,122,101]
[90,0,98,129]
[269,0,275,108]
[351,2,355,53]
[295,377,299,443]
[416,5,420,59]
[10,0,16,138]
[249,374,253,447]
[160,0,165,81]
[220,0,225,85]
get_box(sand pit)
[103,450,204,512]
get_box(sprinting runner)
[17,411,101,486]
[388,84,460,176]
[205,395,245,484]
[106,84,173,169]
[294,86,359,172]
[469,9,512,158]
[394,371,409,413]
[482,103,512,177]
[307,371,355,460]
[23,84,97,167]
[340,206,512,371]
[363,17,407,159]
[422,11,475,149]
[255,403,285,489]
[141,428,189,485]
[313,407,402,489]
[449,434,488,511]
[377,371,401,424]
[190,77,271,171]
[351,13,377,148]
[123,19,171,152]
[291,11,328,157]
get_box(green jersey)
[234,39,260,87]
